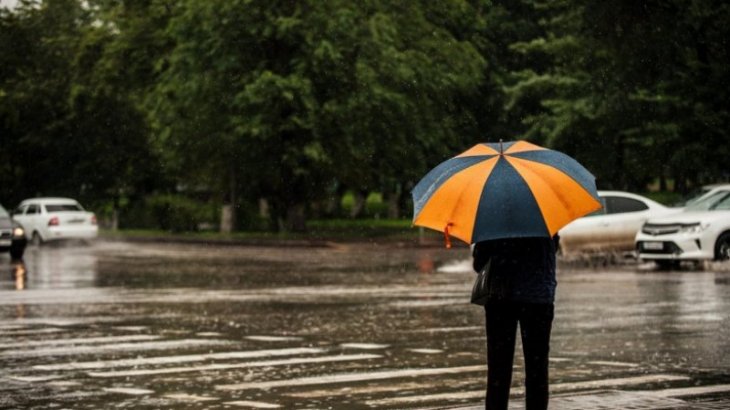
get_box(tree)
[506,0,729,191]
[151,0,486,230]
[1,0,160,214]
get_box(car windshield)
[45,204,84,212]
[677,187,712,206]
[685,191,730,212]
[0,205,8,218]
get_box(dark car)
[0,203,27,259]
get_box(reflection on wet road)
[1,241,730,409]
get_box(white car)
[12,198,98,244]
[559,191,679,255]
[636,188,730,266]
[677,183,730,206]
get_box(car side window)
[712,193,730,210]
[27,204,40,215]
[605,197,649,214]
[14,205,27,215]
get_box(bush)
[121,194,216,232]
[341,191,389,218]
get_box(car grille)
[0,229,11,240]
[642,223,681,236]
[637,241,683,254]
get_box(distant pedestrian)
[472,235,560,410]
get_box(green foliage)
[121,194,216,232]
[507,0,730,191]
[2,0,728,234]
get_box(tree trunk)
[220,205,234,234]
[349,190,367,218]
[111,195,120,231]
[259,198,270,219]
[285,203,307,232]
[220,166,238,233]
[386,185,401,219]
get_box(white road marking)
[390,299,465,307]
[216,365,485,391]
[365,374,691,406]
[340,343,389,350]
[196,332,223,337]
[588,360,639,368]
[163,393,217,402]
[0,335,160,349]
[0,328,62,336]
[403,326,482,333]
[0,325,25,330]
[645,383,730,398]
[103,387,154,395]
[224,400,281,408]
[88,354,381,378]
[34,347,325,371]
[3,339,231,358]
[7,375,63,382]
[408,348,443,354]
[287,379,478,399]
[245,335,302,342]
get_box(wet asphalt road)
[1,240,730,409]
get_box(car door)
[602,195,652,250]
[21,204,42,239]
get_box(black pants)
[485,301,554,410]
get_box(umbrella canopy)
[412,140,602,246]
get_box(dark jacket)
[472,236,559,304]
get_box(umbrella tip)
[499,139,504,155]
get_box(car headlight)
[12,226,25,237]
[679,223,707,234]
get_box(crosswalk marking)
[587,360,639,368]
[7,375,63,382]
[87,354,381,378]
[408,348,443,354]
[644,383,730,398]
[216,365,485,391]
[2,338,231,358]
[224,400,281,408]
[163,393,217,402]
[365,374,691,407]
[0,328,62,337]
[339,343,389,350]
[33,347,325,370]
[245,335,302,342]
[402,326,482,333]
[102,387,154,395]
[0,334,160,349]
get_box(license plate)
[643,241,664,250]
[0,240,10,246]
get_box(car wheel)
[31,232,43,246]
[715,232,730,261]
[656,260,680,270]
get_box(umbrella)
[412,140,602,247]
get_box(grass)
[100,218,438,243]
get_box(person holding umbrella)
[412,140,602,410]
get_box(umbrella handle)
[444,223,453,249]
